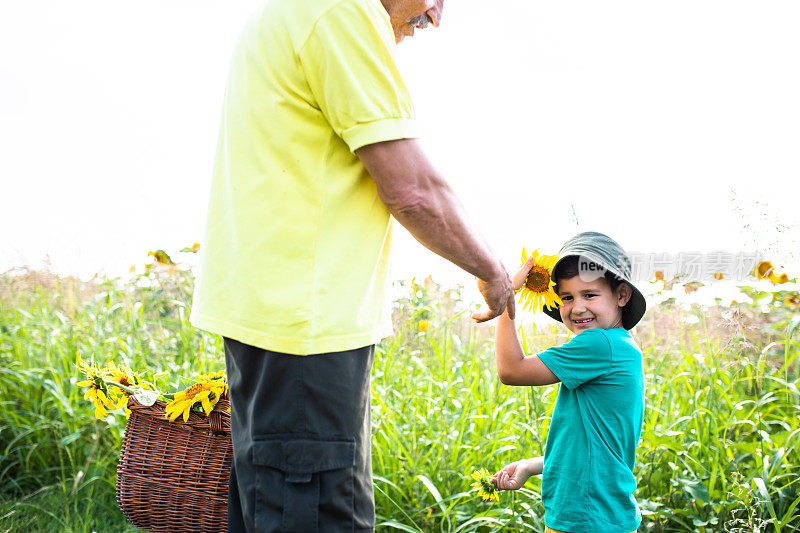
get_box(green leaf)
[59,431,82,447]
[679,478,711,501]
[416,474,445,515]
[788,315,800,340]
[376,521,423,533]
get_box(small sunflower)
[105,361,140,389]
[713,272,724,281]
[196,370,226,382]
[770,272,789,284]
[148,249,174,266]
[755,261,774,280]
[470,468,499,502]
[755,261,791,284]
[654,270,665,283]
[165,375,227,422]
[76,356,127,419]
[518,248,562,313]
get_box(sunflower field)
[1,253,799,532]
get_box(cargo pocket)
[253,436,356,532]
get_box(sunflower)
[76,356,127,419]
[713,272,724,281]
[755,261,791,284]
[518,248,561,313]
[470,468,500,502]
[196,370,226,382]
[654,270,665,283]
[165,376,227,422]
[771,272,789,284]
[755,261,774,280]
[105,361,140,389]
[785,294,800,309]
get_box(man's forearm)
[389,175,503,281]
[356,138,504,282]
[356,138,514,321]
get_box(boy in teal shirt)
[491,232,646,533]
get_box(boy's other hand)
[512,255,537,291]
[492,460,532,491]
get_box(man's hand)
[472,272,515,323]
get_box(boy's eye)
[560,295,572,301]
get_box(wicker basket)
[116,396,232,533]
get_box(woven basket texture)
[116,396,232,533]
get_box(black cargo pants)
[224,338,375,532]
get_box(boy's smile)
[556,276,631,333]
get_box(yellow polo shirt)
[190,0,418,355]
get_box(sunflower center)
[757,261,773,278]
[185,383,206,396]
[525,266,551,293]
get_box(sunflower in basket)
[165,372,228,422]
[76,356,159,419]
[76,356,130,419]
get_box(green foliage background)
[1,262,798,532]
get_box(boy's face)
[556,275,632,334]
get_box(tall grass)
[1,266,798,531]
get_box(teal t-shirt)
[537,328,644,532]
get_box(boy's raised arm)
[494,256,560,386]
[495,312,559,386]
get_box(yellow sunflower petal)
[94,401,108,420]
[200,392,213,415]
[115,394,128,410]
[770,272,789,284]
[167,404,184,422]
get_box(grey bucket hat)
[542,232,647,330]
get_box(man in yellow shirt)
[191,0,514,529]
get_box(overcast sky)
[2,0,799,286]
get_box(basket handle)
[210,409,225,436]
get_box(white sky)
[2,0,799,287]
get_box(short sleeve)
[537,329,613,390]
[297,0,419,152]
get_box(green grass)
[1,266,798,532]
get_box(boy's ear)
[617,282,633,307]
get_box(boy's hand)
[491,460,533,491]
[512,255,537,291]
